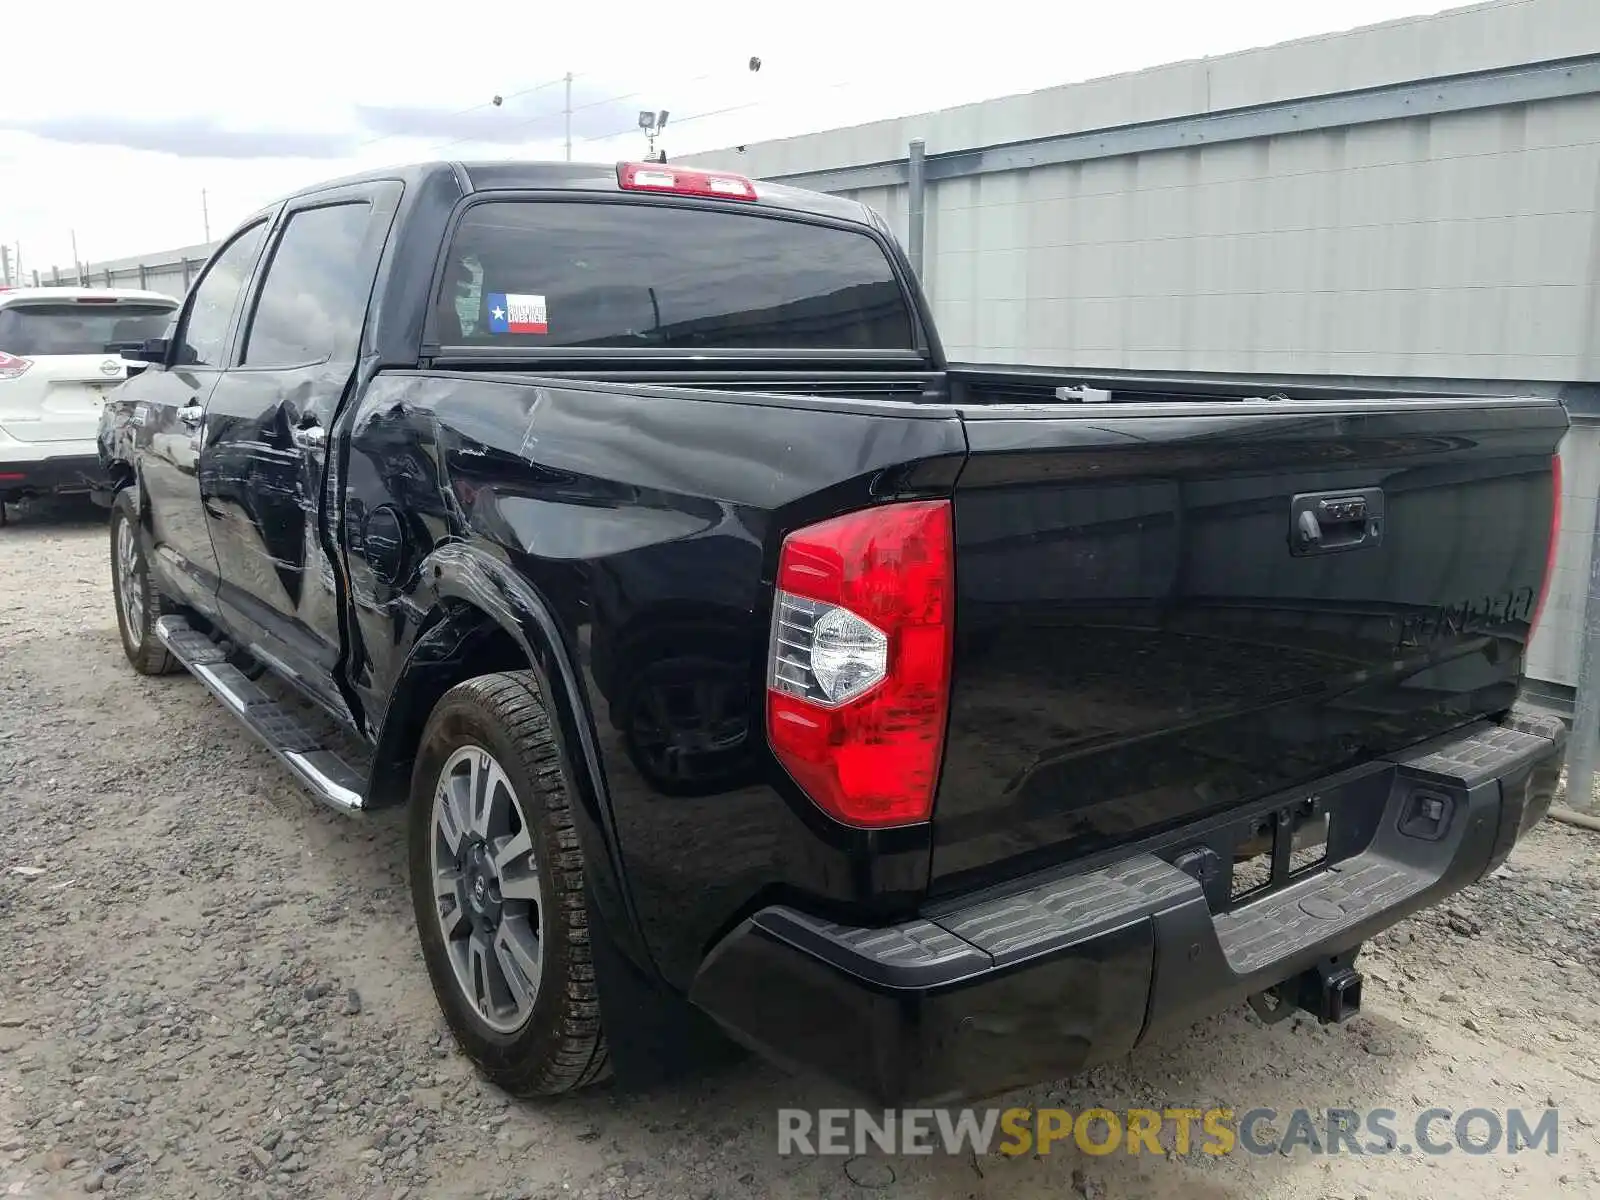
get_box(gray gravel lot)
[1,498,1597,1199]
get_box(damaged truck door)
[200,187,400,722]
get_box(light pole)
[638,110,669,163]
[565,73,573,161]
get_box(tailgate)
[931,395,1567,892]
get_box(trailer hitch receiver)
[1248,955,1364,1026]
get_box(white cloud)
[0,0,1459,277]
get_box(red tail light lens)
[617,162,758,201]
[766,499,954,827]
[0,351,32,380]
[1530,453,1562,640]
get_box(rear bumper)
[690,709,1565,1104]
[0,450,105,498]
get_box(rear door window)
[0,302,175,357]
[435,201,915,351]
[241,202,377,367]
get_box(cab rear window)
[0,302,175,357]
[435,201,915,351]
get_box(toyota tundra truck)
[97,158,1568,1104]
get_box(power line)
[393,57,832,160]
[424,65,734,156]
[357,72,580,153]
[579,75,866,153]
[57,66,863,265]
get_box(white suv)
[0,287,179,519]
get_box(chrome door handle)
[291,422,326,449]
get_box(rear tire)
[409,671,610,1096]
[109,489,179,675]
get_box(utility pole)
[70,229,80,283]
[202,189,211,242]
[0,245,11,287]
[564,73,573,162]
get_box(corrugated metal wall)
[681,0,1600,382]
[698,0,1600,179]
[824,102,1600,379]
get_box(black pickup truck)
[99,159,1568,1105]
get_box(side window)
[177,223,268,367]
[241,203,375,368]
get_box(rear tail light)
[1530,453,1562,640]
[766,500,954,827]
[617,162,758,201]
[0,351,31,380]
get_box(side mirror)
[123,337,171,365]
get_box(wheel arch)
[103,458,149,533]
[368,542,656,975]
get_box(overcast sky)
[1,0,1459,276]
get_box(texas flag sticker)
[487,292,548,335]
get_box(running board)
[154,615,368,814]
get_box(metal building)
[43,0,1600,730]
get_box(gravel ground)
[1,498,1597,1200]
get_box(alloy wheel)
[116,516,145,636]
[428,745,545,1034]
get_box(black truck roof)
[276,159,877,227]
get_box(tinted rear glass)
[0,302,175,356]
[437,201,914,351]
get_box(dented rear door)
[201,185,400,721]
